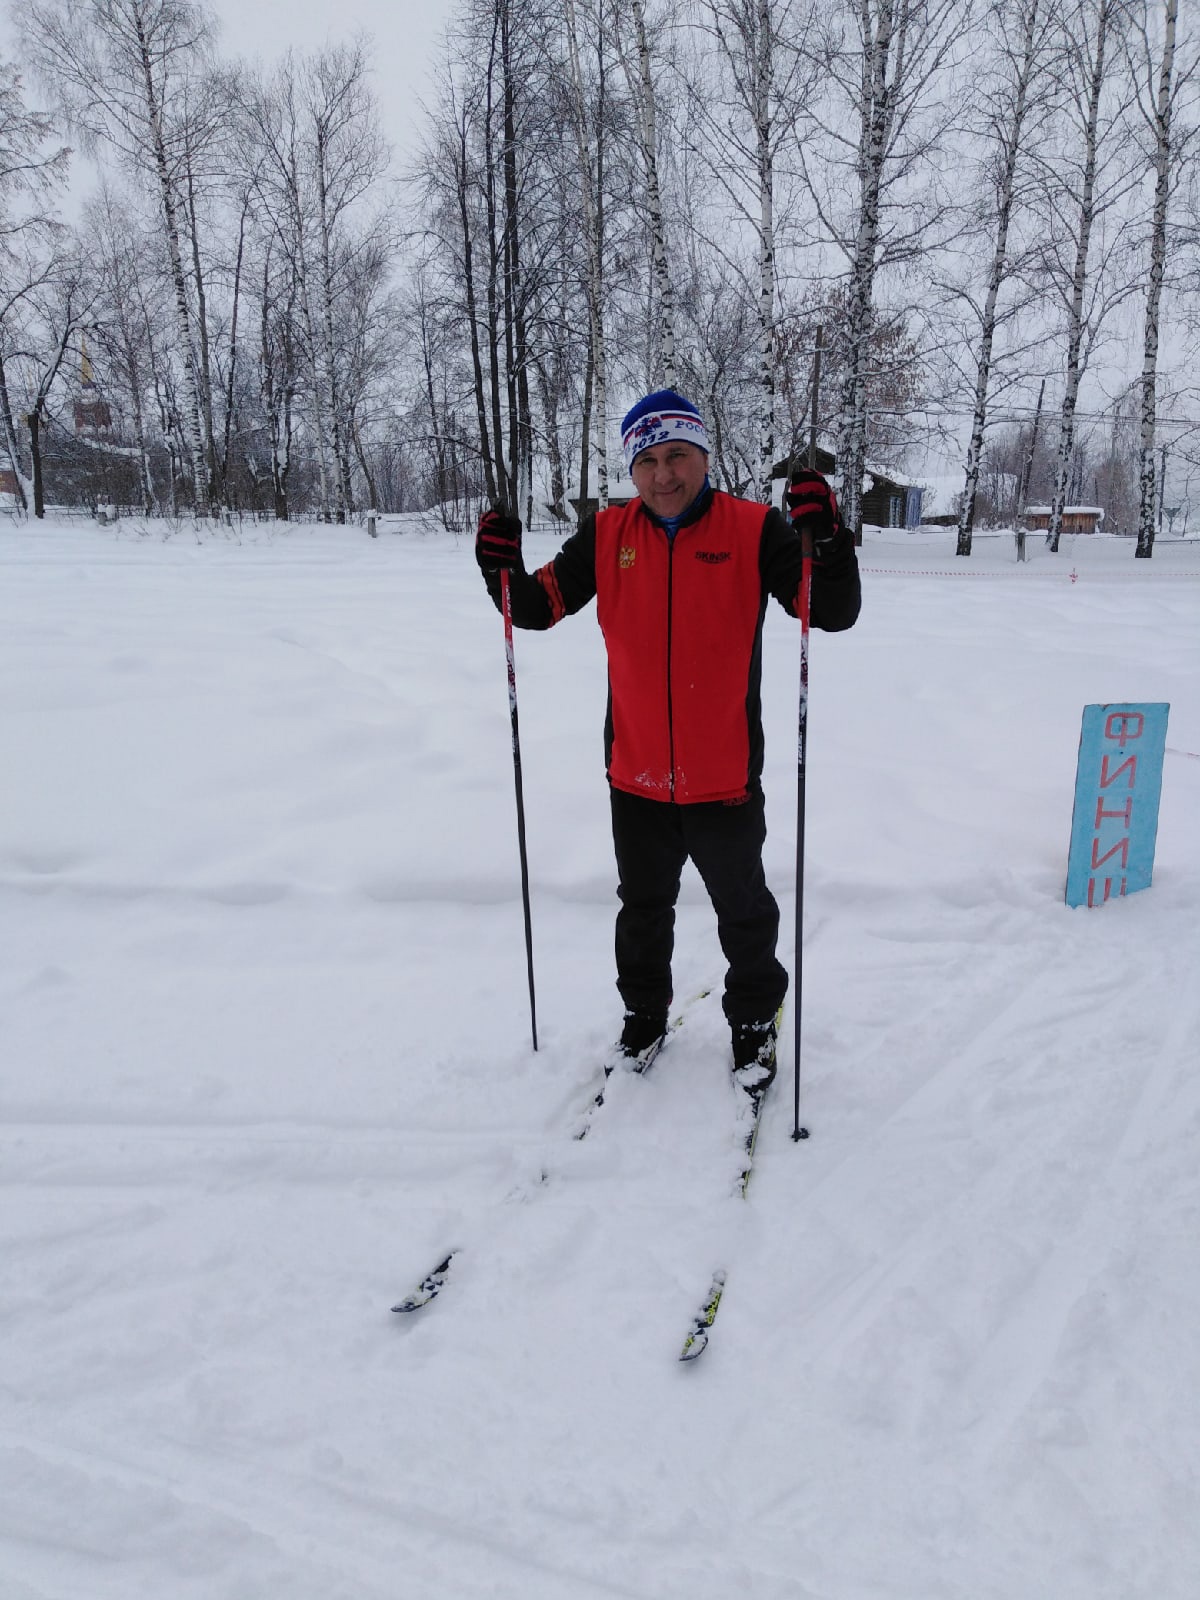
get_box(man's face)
[630,441,709,519]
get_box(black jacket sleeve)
[480,514,599,629]
[759,507,862,632]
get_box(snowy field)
[2,513,1199,1600]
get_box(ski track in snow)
[2,521,1198,1599]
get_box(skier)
[476,388,860,1091]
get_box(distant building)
[73,335,112,437]
[911,475,963,527]
[771,446,928,531]
[1022,505,1105,536]
[568,475,639,520]
[769,444,839,480]
[862,470,923,529]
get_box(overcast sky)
[2,0,447,197]
[214,0,445,165]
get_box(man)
[476,388,860,1091]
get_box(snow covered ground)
[2,514,1198,1599]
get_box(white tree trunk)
[755,0,776,505]
[315,128,350,522]
[837,0,897,537]
[565,0,609,509]
[620,0,677,388]
[131,15,209,516]
[1136,0,1178,559]
[1049,0,1113,553]
[296,219,334,521]
[957,0,1044,557]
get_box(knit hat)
[620,389,710,472]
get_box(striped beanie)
[620,389,710,472]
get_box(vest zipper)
[665,536,676,797]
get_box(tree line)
[0,0,1194,555]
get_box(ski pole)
[792,326,822,1143]
[500,568,538,1051]
[791,551,811,1143]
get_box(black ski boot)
[731,1017,778,1094]
[616,1009,669,1072]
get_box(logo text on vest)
[694,550,731,564]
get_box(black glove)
[786,469,842,561]
[476,505,522,571]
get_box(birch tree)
[173,71,234,510]
[684,0,817,501]
[565,0,611,509]
[616,0,677,387]
[418,68,500,505]
[1035,0,1139,551]
[19,248,92,516]
[953,0,1059,555]
[797,0,971,535]
[0,58,70,507]
[300,42,389,521]
[238,47,390,522]
[25,0,218,514]
[239,58,330,516]
[338,227,402,514]
[1128,0,1195,556]
[86,186,159,511]
[254,235,299,519]
[417,0,577,519]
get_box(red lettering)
[1099,753,1137,788]
[1091,836,1130,871]
[1094,796,1133,828]
[1104,712,1144,745]
[1087,876,1128,907]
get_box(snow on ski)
[678,1082,768,1361]
[571,1034,665,1142]
[391,1252,457,1314]
[573,987,710,1140]
[392,989,712,1317]
[679,1270,727,1361]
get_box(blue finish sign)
[1065,703,1170,908]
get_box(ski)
[573,1031,664,1140]
[679,1270,726,1360]
[735,1081,768,1197]
[392,988,711,1316]
[391,1252,456,1314]
[573,1039,660,1140]
[576,986,712,1138]
[678,1078,770,1361]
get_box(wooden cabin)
[769,444,839,480]
[862,471,923,529]
[568,479,639,520]
[1022,505,1105,535]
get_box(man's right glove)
[786,468,842,562]
[476,505,522,571]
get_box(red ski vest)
[594,493,769,804]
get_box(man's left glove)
[476,505,522,571]
[786,468,842,561]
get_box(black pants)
[610,784,788,1027]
